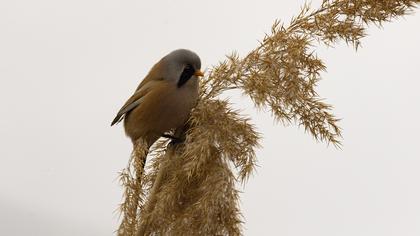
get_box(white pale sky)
[1,0,419,235]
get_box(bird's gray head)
[160,49,203,87]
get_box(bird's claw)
[162,133,182,145]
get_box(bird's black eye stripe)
[177,64,195,88]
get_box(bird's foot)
[162,133,182,145]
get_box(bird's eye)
[177,64,196,88]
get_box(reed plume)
[116,0,419,235]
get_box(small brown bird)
[111,49,203,147]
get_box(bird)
[111,49,203,148]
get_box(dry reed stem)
[117,0,419,235]
[117,140,148,236]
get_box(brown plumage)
[111,49,203,146]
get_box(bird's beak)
[194,70,204,77]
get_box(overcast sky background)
[1,0,419,235]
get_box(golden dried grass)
[117,0,419,235]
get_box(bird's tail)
[117,139,149,236]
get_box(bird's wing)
[110,79,161,126]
